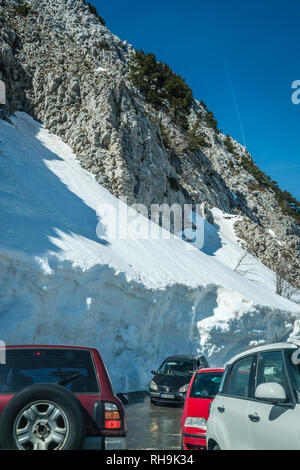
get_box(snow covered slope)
[0,113,299,392]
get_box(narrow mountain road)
[125,392,183,450]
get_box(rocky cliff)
[0,0,299,290]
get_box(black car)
[149,354,209,405]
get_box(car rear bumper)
[81,436,127,450]
[182,432,206,451]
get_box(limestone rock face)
[0,0,299,286]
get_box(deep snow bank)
[0,113,299,392]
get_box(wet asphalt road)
[124,392,183,450]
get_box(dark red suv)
[0,345,127,450]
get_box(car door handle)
[248,413,260,422]
[218,406,225,413]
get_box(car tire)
[0,383,86,450]
[180,434,184,450]
[213,444,221,450]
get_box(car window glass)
[256,351,287,390]
[198,357,208,369]
[190,372,223,399]
[227,355,254,398]
[285,349,300,403]
[218,365,230,393]
[0,349,99,393]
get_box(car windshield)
[157,360,195,377]
[190,371,223,399]
[0,348,99,393]
[285,350,300,403]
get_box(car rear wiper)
[57,372,82,386]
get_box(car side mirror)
[255,382,287,404]
[151,370,156,375]
[116,393,129,405]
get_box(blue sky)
[92,0,300,199]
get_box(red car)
[181,368,224,450]
[0,345,127,450]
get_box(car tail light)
[104,403,121,429]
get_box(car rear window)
[0,348,99,393]
[190,371,223,399]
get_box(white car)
[206,341,300,450]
